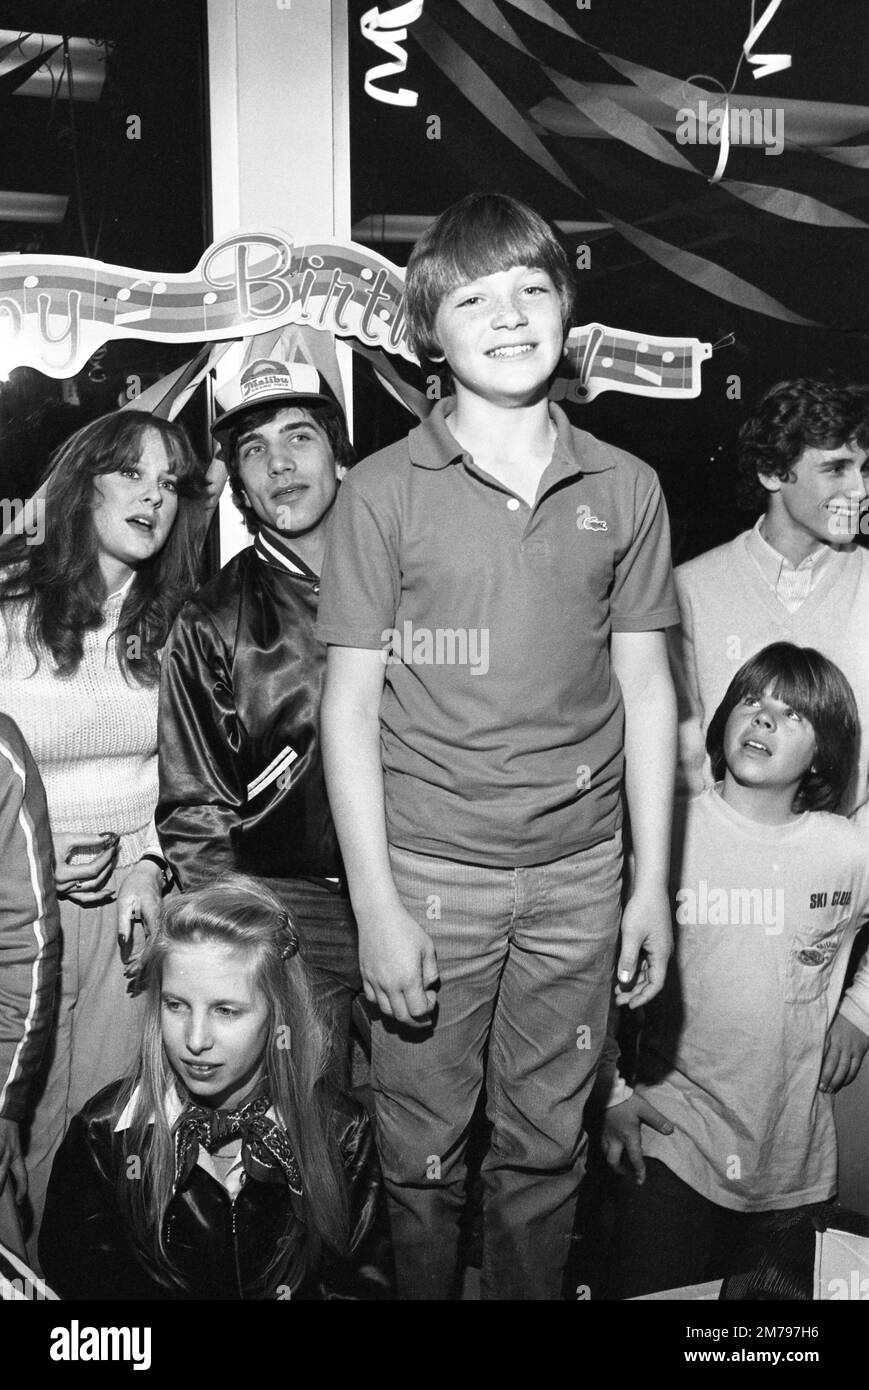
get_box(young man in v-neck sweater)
[671,378,869,813]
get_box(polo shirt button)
[506,497,520,511]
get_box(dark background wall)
[0,0,209,504]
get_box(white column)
[206,0,351,561]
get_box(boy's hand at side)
[359,904,439,1027]
[819,1013,869,1092]
[615,884,672,1008]
[611,630,677,1009]
[602,1093,673,1184]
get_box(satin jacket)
[157,541,343,888]
[39,1079,381,1301]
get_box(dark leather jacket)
[39,1079,381,1301]
[157,543,342,889]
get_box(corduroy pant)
[371,833,623,1300]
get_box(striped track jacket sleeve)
[0,715,60,1123]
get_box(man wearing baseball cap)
[155,359,361,1079]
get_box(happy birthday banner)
[0,228,713,402]
[0,230,415,379]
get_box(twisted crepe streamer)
[743,0,791,81]
[361,1,425,107]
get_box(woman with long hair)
[38,875,380,1299]
[0,407,209,1260]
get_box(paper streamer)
[463,0,868,195]
[416,5,840,322]
[721,180,868,229]
[455,0,867,228]
[600,208,822,326]
[743,0,791,81]
[360,1,425,107]
[815,144,869,169]
[544,68,698,176]
[411,10,579,192]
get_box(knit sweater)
[0,589,159,867]
[671,532,869,811]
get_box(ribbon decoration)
[412,9,578,192]
[456,0,865,215]
[621,0,791,183]
[816,145,869,169]
[419,0,865,324]
[544,69,699,178]
[701,84,733,186]
[481,0,862,174]
[598,208,821,327]
[360,1,425,107]
[743,0,791,81]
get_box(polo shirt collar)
[408,396,615,475]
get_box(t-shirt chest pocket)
[784,914,848,1003]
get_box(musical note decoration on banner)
[0,229,715,406]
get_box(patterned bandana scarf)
[173,1087,303,1195]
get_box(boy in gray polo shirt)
[316,193,679,1300]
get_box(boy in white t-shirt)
[600,642,869,1298]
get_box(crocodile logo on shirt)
[576,504,608,532]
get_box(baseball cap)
[211,358,337,437]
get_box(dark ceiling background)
[0,0,209,503]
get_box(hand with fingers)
[614,885,673,1009]
[359,904,439,1028]
[819,1013,869,1093]
[602,1092,674,1185]
[53,831,119,904]
[116,859,165,979]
